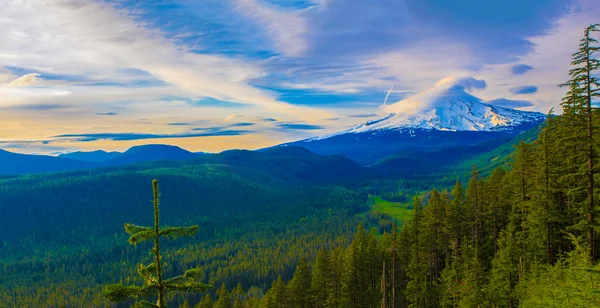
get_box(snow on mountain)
[311,77,545,140]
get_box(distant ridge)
[0,144,201,175]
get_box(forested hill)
[0,144,387,307]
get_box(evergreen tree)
[194,295,213,308]
[214,283,232,308]
[405,196,427,307]
[311,248,330,308]
[341,224,368,308]
[326,247,344,308]
[288,259,312,308]
[559,23,600,259]
[446,181,465,261]
[233,283,245,308]
[179,299,191,308]
[103,180,210,307]
[366,229,383,308]
[385,223,400,308]
[485,222,521,308]
[466,166,483,252]
[271,276,288,308]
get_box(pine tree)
[466,166,483,252]
[385,224,400,308]
[214,283,232,308]
[288,259,312,308]
[366,229,383,308]
[194,294,213,308]
[341,240,361,308]
[326,247,344,308]
[531,111,563,265]
[341,224,368,308]
[271,276,288,308]
[311,248,330,308]
[179,299,191,308]
[486,222,521,308]
[559,23,600,259]
[446,181,465,260]
[233,283,245,308]
[405,196,427,307]
[103,180,210,307]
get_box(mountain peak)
[320,77,545,138]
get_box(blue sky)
[0,0,598,154]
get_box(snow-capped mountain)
[313,77,545,140]
[282,77,546,164]
[342,101,544,134]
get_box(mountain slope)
[58,150,121,162]
[0,144,201,175]
[102,144,199,166]
[0,149,94,175]
[283,77,545,164]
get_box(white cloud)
[7,73,40,86]
[474,0,600,113]
[235,0,308,57]
[0,0,328,120]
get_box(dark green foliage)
[287,259,311,308]
[103,180,210,307]
[558,23,600,259]
[0,152,367,306]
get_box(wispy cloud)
[54,130,253,142]
[509,86,539,95]
[348,113,377,118]
[511,64,534,75]
[276,123,325,130]
[235,0,309,57]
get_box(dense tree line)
[0,164,367,307]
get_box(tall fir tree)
[214,283,233,308]
[194,294,213,308]
[311,248,331,308]
[559,23,600,259]
[288,259,312,308]
[103,180,210,307]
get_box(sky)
[1,0,599,154]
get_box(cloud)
[276,123,325,130]
[14,104,70,111]
[97,112,117,116]
[53,130,253,142]
[509,86,538,95]
[475,0,600,112]
[235,0,308,57]
[7,73,40,87]
[511,64,534,75]
[384,76,486,114]
[348,113,377,118]
[0,0,329,120]
[487,98,534,108]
